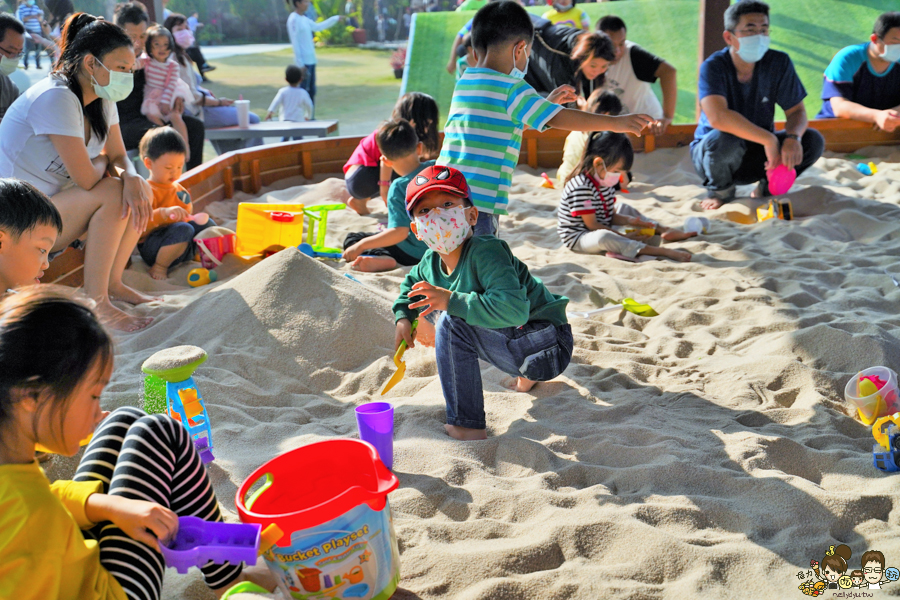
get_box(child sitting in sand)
[342,119,431,272]
[344,92,440,214]
[0,178,62,291]
[0,288,275,599]
[138,127,216,280]
[141,26,194,163]
[265,65,314,126]
[557,89,623,185]
[437,1,653,237]
[393,166,573,441]
[558,132,695,262]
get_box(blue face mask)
[735,33,769,64]
[881,43,900,63]
[509,44,528,80]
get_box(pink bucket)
[196,231,236,269]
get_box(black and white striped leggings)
[74,406,243,600]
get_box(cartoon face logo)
[864,562,884,584]
[887,567,900,582]
[838,576,853,589]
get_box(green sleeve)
[393,262,423,323]
[446,241,531,328]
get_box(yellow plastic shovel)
[567,298,658,319]
[381,319,418,395]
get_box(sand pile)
[41,146,900,599]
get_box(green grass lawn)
[200,46,401,161]
[406,0,896,126]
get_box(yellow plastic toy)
[757,198,793,222]
[872,412,900,450]
[187,268,217,287]
[235,202,345,258]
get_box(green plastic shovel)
[567,297,658,319]
[381,319,418,395]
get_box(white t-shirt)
[267,85,313,122]
[287,11,340,66]
[0,76,119,196]
[601,40,664,119]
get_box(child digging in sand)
[558,132,695,262]
[437,0,654,236]
[137,127,215,280]
[342,118,430,272]
[0,288,276,599]
[0,178,62,291]
[393,166,573,441]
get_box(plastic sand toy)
[844,366,900,426]
[188,267,218,287]
[160,517,262,573]
[381,320,417,395]
[767,164,796,195]
[141,346,215,463]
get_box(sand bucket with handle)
[236,439,400,600]
[844,366,900,425]
[194,226,237,269]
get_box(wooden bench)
[41,118,900,287]
[205,120,339,142]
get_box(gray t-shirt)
[0,74,20,122]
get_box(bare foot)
[700,198,723,210]
[346,197,372,216]
[444,424,487,440]
[94,297,153,332]
[657,247,692,262]
[147,263,170,281]
[415,317,436,348]
[503,376,538,392]
[109,283,159,305]
[351,256,398,272]
[660,229,698,242]
[212,557,278,599]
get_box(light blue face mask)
[91,58,134,102]
[0,54,19,76]
[735,33,769,64]
[509,44,529,80]
[880,43,900,63]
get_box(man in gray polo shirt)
[0,14,25,123]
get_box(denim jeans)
[474,211,499,237]
[435,313,574,429]
[690,129,825,202]
[138,219,215,266]
[300,64,316,116]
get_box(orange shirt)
[141,180,194,243]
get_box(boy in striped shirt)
[437,0,654,236]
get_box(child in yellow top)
[137,127,216,280]
[0,288,274,600]
[541,0,590,30]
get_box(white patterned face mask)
[414,205,471,255]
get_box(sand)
[44,145,900,599]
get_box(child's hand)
[86,494,178,552]
[547,85,578,105]
[342,243,363,262]
[626,216,655,229]
[610,113,654,137]
[168,206,191,222]
[408,281,450,317]
[395,318,417,351]
[159,103,171,116]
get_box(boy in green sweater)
[393,166,573,440]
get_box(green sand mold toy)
[142,346,215,464]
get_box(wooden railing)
[41,119,900,286]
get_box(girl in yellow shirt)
[0,288,273,600]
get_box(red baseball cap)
[405,165,470,217]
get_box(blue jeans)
[473,211,499,237]
[300,64,316,116]
[690,129,825,202]
[203,106,263,155]
[435,313,573,429]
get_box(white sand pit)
[43,146,900,598]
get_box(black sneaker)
[200,64,216,73]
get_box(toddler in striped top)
[558,132,695,262]
[140,26,194,162]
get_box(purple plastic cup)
[355,402,394,470]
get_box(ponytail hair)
[392,92,440,160]
[53,13,134,141]
[0,287,113,453]
[565,131,633,187]
[821,545,852,577]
